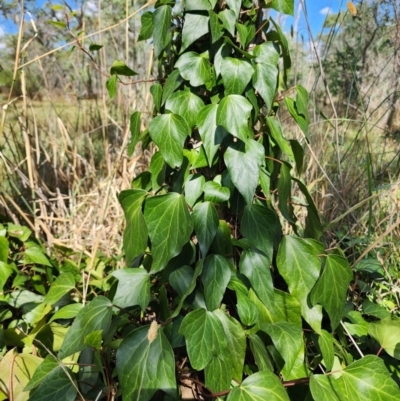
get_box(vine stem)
[340,320,365,358]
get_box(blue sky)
[0,0,347,40]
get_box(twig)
[340,320,364,358]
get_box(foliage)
[1,1,400,401]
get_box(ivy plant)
[1,1,400,401]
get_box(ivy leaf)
[201,254,231,311]
[239,248,274,309]
[186,0,214,11]
[44,273,75,305]
[318,330,335,371]
[241,204,280,262]
[270,0,295,16]
[138,11,153,41]
[236,23,248,48]
[24,355,59,391]
[148,113,190,168]
[221,58,254,95]
[249,333,274,372]
[112,268,150,312]
[203,181,230,203]
[276,236,323,333]
[150,83,162,112]
[224,139,264,205]
[209,10,223,43]
[128,111,141,157]
[58,296,112,358]
[205,356,232,393]
[185,174,205,207]
[169,265,193,297]
[175,52,211,87]
[214,309,246,382]
[197,104,228,166]
[368,317,400,360]
[153,5,171,58]
[310,254,353,330]
[285,97,308,137]
[237,290,259,326]
[253,42,280,65]
[262,322,307,380]
[149,151,166,191]
[181,13,209,52]
[219,9,236,36]
[192,202,219,256]
[161,69,184,105]
[310,375,341,401]
[110,60,138,76]
[165,90,205,128]
[227,371,290,401]
[226,0,241,17]
[217,95,253,142]
[0,236,9,262]
[144,193,193,273]
[277,162,295,223]
[118,189,148,265]
[180,309,227,370]
[106,74,118,99]
[252,62,278,111]
[266,117,294,159]
[116,323,176,401]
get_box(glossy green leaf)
[185,174,205,207]
[181,13,209,52]
[217,95,253,142]
[241,204,280,262]
[138,11,153,41]
[169,265,193,297]
[290,139,304,175]
[253,42,280,65]
[88,43,103,51]
[161,69,184,105]
[224,138,264,206]
[344,311,369,338]
[148,113,190,168]
[310,254,353,330]
[128,111,141,157]
[226,0,241,17]
[110,60,138,77]
[116,323,176,401]
[262,322,307,380]
[192,202,219,256]
[285,97,308,137]
[180,308,227,370]
[149,151,166,191]
[153,5,172,58]
[144,193,193,272]
[362,299,391,320]
[277,162,294,223]
[236,23,248,48]
[369,318,400,360]
[119,189,148,265]
[112,268,150,312]
[221,58,254,95]
[249,333,274,372]
[219,9,236,36]
[24,355,59,391]
[203,181,230,203]
[106,74,118,99]
[7,223,31,241]
[150,83,162,113]
[239,248,274,309]
[252,62,278,111]
[165,90,204,128]
[0,261,12,291]
[209,10,223,43]
[24,302,52,325]
[23,247,52,266]
[44,273,75,305]
[237,290,259,326]
[197,104,228,165]
[276,236,323,333]
[270,0,294,16]
[49,303,83,322]
[214,309,246,382]
[0,237,8,262]
[227,371,290,401]
[205,356,232,393]
[175,51,211,87]
[266,117,294,159]
[58,296,112,358]
[319,330,334,371]
[186,0,214,11]
[310,375,340,401]
[201,254,231,311]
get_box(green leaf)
[180,309,227,370]
[44,273,75,305]
[224,139,264,205]
[128,111,141,157]
[239,248,274,309]
[318,330,334,371]
[344,311,369,338]
[237,290,259,326]
[270,0,294,16]
[49,303,83,322]
[84,329,103,348]
[192,202,219,256]
[203,181,230,203]
[310,254,353,330]
[184,174,205,207]
[48,20,67,29]
[161,69,184,105]
[217,95,253,142]
[295,85,310,122]
[236,23,248,48]
[148,113,190,168]
[58,296,112,358]
[310,375,340,401]
[221,58,254,95]
[149,151,166,191]
[150,83,162,113]
[219,9,236,36]
[153,5,172,58]
[144,193,193,272]
[277,162,294,223]
[7,223,31,241]
[266,117,294,159]
[226,0,241,17]
[252,62,278,111]
[24,355,59,391]
[0,261,12,291]
[106,74,118,99]
[276,236,323,333]
[181,13,209,52]
[205,356,232,393]
[362,299,391,320]
[209,11,223,43]
[165,90,205,128]
[214,309,246,382]
[285,97,308,137]
[249,333,274,372]
[23,247,52,266]
[369,317,400,360]
[175,51,211,87]
[169,265,193,297]
[110,60,138,76]
[241,204,280,262]
[262,322,307,380]
[253,42,280,65]
[227,371,290,401]
[197,104,228,165]
[24,303,52,325]
[290,139,304,175]
[112,268,150,312]
[119,189,148,265]
[201,254,231,311]
[186,0,214,11]
[138,11,153,41]
[116,322,176,401]
[0,236,8,263]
